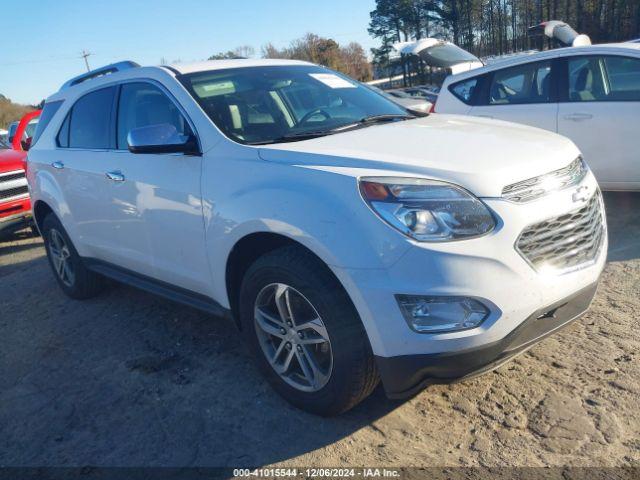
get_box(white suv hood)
[258,114,581,198]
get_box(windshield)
[0,138,8,149]
[179,65,408,145]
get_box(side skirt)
[83,258,233,321]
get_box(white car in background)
[369,85,433,114]
[436,43,640,191]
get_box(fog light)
[395,295,489,333]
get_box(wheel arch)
[224,231,349,328]
[33,199,54,234]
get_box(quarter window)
[117,82,191,150]
[32,101,62,147]
[57,113,71,148]
[489,61,552,105]
[67,86,116,149]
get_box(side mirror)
[127,123,200,155]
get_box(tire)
[41,213,104,300]
[239,245,379,416]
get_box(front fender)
[201,151,411,306]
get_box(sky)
[0,0,378,105]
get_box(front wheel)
[239,246,378,416]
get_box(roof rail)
[59,61,140,91]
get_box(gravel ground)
[0,192,638,469]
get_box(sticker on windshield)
[309,73,357,89]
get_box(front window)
[568,55,640,102]
[179,65,408,145]
[117,82,192,150]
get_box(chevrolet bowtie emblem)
[572,185,590,203]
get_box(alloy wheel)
[254,283,333,392]
[48,229,75,287]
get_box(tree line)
[209,34,373,82]
[0,95,34,131]
[369,0,640,73]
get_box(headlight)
[359,177,495,242]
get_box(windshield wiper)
[359,113,415,124]
[248,130,336,145]
[247,114,415,145]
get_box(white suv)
[28,59,606,415]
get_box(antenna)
[80,50,92,72]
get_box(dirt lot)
[0,192,638,469]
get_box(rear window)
[488,60,552,105]
[449,77,479,104]
[64,86,116,149]
[32,101,62,147]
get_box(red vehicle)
[0,110,41,237]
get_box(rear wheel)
[42,214,104,299]
[239,245,378,416]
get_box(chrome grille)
[0,169,29,202]
[516,192,605,274]
[502,157,588,203]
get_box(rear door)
[53,86,121,262]
[557,54,640,190]
[469,59,559,131]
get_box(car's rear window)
[449,77,479,104]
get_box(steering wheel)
[298,108,331,127]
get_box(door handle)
[105,170,125,182]
[51,161,64,169]
[563,113,593,121]
[476,114,494,119]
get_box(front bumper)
[329,174,606,398]
[376,282,598,398]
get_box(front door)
[102,81,211,295]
